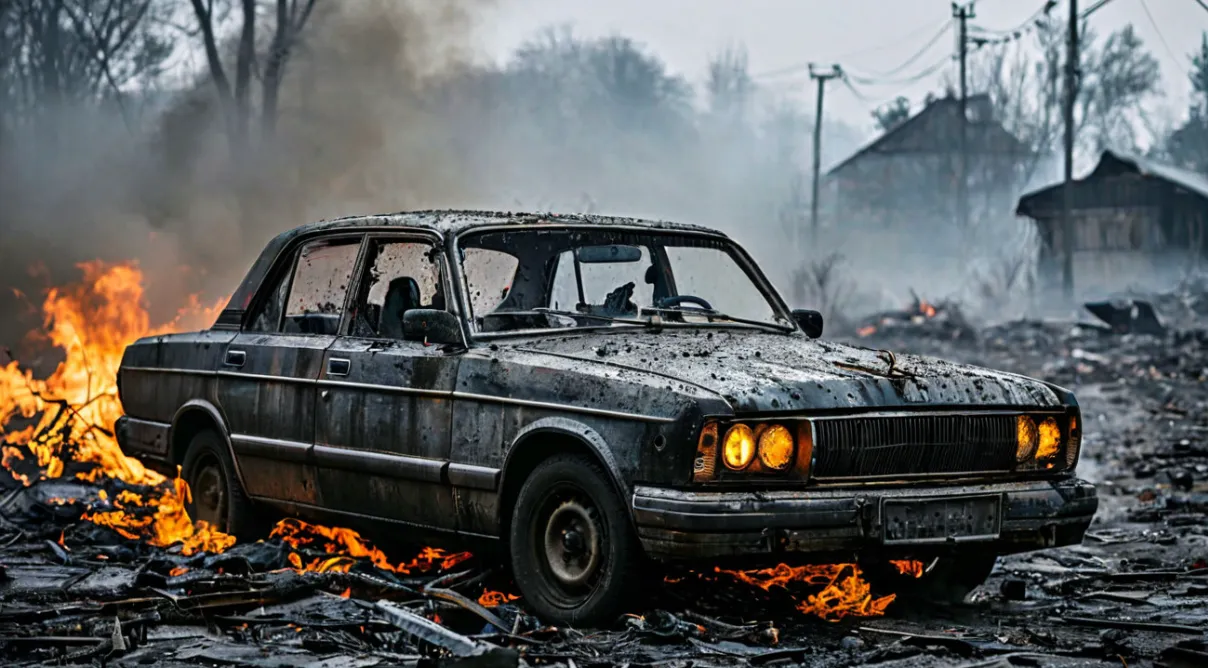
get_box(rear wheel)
[509,454,642,626]
[181,428,263,540]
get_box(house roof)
[1015,150,1208,217]
[825,94,1030,178]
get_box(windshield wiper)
[639,307,793,332]
[530,308,648,327]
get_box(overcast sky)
[482,0,1208,145]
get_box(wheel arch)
[169,400,246,490]
[497,417,634,540]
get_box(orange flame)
[716,563,896,622]
[478,589,520,607]
[1,261,223,486]
[890,559,925,578]
[918,300,937,318]
[272,517,472,574]
[856,325,877,337]
[0,261,230,553]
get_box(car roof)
[214,210,729,330]
[282,209,727,239]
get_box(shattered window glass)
[283,239,361,335]
[349,240,442,340]
[461,248,519,317]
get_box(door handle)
[327,358,351,377]
[224,349,246,368]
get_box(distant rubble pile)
[845,277,1208,391]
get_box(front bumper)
[632,477,1097,561]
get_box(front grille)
[811,413,1018,480]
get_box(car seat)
[379,276,421,339]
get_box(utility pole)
[809,64,842,249]
[1061,0,1078,299]
[952,2,974,231]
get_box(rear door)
[313,234,462,531]
[217,234,364,507]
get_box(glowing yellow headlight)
[1036,416,1061,460]
[722,424,755,470]
[1016,415,1038,461]
[758,424,794,470]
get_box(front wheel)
[509,454,643,626]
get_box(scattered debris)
[3,273,1208,665]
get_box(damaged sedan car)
[115,211,1098,625]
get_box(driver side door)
[313,234,462,532]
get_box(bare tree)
[262,0,318,137]
[186,0,320,151]
[0,0,170,132]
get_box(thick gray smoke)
[0,0,875,350]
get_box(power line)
[971,0,1057,36]
[1081,0,1115,18]
[1137,0,1183,71]
[751,20,949,80]
[853,22,952,79]
[845,55,951,86]
[833,19,951,62]
[1195,0,1208,14]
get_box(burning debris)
[854,293,977,342]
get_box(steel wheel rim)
[533,484,606,604]
[190,457,226,529]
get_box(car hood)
[512,328,1064,414]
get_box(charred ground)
[2,280,1208,667]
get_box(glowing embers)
[272,518,472,575]
[890,559,925,578]
[714,562,897,621]
[478,589,521,607]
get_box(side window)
[462,248,519,317]
[282,238,361,335]
[348,239,442,340]
[247,271,288,333]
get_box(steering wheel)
[656,295,714,311]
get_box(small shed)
[1016,150,1208,293]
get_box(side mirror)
[791,309,824,339]
[402,309,463,345]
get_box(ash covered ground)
[3,282,1208,667]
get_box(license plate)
[881,494,1002,545]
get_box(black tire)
[180,428,263,540]
[865,555,998,606]
[509,454,642,627]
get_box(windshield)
[457,228,789,334]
